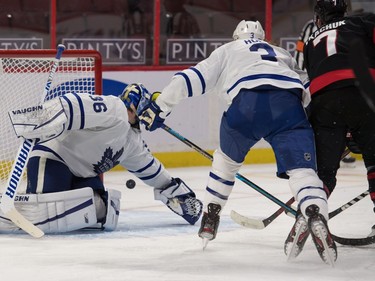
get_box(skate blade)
[316,226,336,267]
[202,238,209,250]
[286,221,308,261]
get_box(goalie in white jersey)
[136,20,337,264]
[1,85,202,234]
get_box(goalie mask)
[232,20,265,41]
[120,83,149,113]
[314,0,347,25]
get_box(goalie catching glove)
[154,177,203,225]
[119,83,168,131]
[8,98,67,142]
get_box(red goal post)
[0,49,102,190]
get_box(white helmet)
[232,20,265,40]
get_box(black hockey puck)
[126,179,136,189]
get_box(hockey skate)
[198,203,221,249]
[284,209,309,260]
[306,204,337,266]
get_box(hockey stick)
[332,231,375,246]
[0,44,66,238]
[329,191,375,246]
[329,190,369,219]
[161,124,297,215]
[349,38,375,112]
[161,125,375,245]
[230,197,296,229]
[230,189,374,245]
[231,148,351,229]
[231,189,369,230]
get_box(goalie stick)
[231,148,351,229]
[161,124,297,215]
[0,44,66,238]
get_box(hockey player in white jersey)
[1,84,202,234]
[136,20,337,265]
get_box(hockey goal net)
[0,49,102,191]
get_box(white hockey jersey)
[31,93,171,187]
[156,38,311,111]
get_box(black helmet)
[314,0,348,25]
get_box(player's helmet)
[314,0,347,25]
[119,83,149,111]
[232,20,265,40]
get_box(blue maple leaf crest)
[93,147,124,174]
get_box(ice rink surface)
[1,161,374,281]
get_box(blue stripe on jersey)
[189,67,206,94]
[136,164,162,181]
[71,92,85,129]
[33,144,64,162]
[206,186,229,200]
[62,95,74,130]
[127,159,155,173]
[304,81,310,89]
[209,172,235,186]
[175,72,193,97]
[227,74,303,94]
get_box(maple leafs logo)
[93,147,124,174]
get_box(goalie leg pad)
[0,187,98,234]
[154,178,203,225]
[102,189,121,231]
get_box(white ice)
[1,161,374,281]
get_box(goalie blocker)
[0,187,121,234]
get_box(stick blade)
[332,234,375,246]
[4,208,44,238]
[230,210,266,229]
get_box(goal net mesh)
[0,50,101,192]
